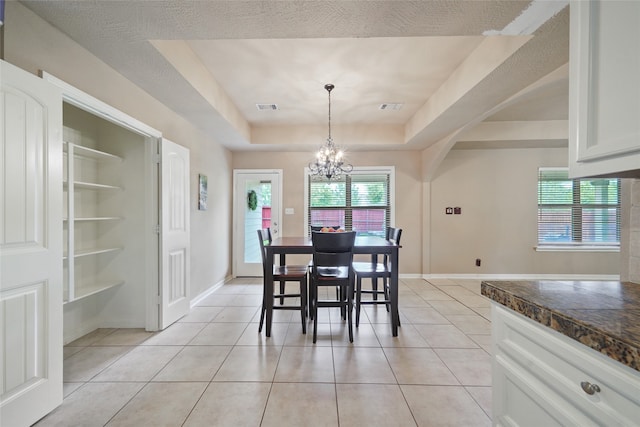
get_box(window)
[537,168,620,248]
[305,167,394,237]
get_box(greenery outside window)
[305,167,394,237]
[537,168,620,250]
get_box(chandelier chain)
[327,84,332,142]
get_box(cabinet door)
[0,61,63,426]
[160,138,190,328]
[569,0,640,178]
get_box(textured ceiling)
[20,0,570,152]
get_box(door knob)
[580,381,601,395]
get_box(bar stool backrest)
[257,228,272,274]
[311,231,356,275]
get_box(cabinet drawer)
[493,305,640,426]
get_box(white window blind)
[307,169,392,237]
[537,168,620,247]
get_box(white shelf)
[64,141,122,162]
[75,181,121,190]
[64,279,125,304]
[64,247,122,260]
[64,216,122,222]
[64,180,122,191]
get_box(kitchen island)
[481,280,640,426]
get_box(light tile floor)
[36,277,493,426]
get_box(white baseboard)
[422,273,620,281]
[399,274,424,279]
[63,320,100,345]
[190,275,233,308]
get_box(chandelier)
[308,83,353,180]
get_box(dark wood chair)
[353,227,402,327]
[257,229,308,334]
[307,225,343,309]
[309,231,356,343]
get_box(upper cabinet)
[569,0,640,178]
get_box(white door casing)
[160,139,190,328]
[0,61,64,426]
[233,170,282,277]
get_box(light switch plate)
[285,208,294,215]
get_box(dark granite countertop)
[481,280,640,373]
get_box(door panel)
[1,60,63,427]
[233,170,282,277]
[160,138,190,328]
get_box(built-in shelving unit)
[63,139,125,304]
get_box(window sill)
[535,245,620,253]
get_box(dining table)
[264,235,401,338]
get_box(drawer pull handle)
[580,381,601,395]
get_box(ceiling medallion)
[308,83,353,180]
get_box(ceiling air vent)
[256,104,278,111]
[379,103,403,111]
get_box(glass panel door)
[233,170,281,276]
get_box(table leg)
[265,249,274,337]
[390,248,399,336]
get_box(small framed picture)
[198,174,208,210]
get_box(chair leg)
[372,277,378,300]
[279,281,285,304]
[309,281,315,320]
[312,288,318,343]
[258,305,266,332]
[258,290,267,332]
[300,278,307,334]
[347,284,354,343]
[355,276,362,327]
[383,277,390,312]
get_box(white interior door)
[0,61,63,426]
[233,170,282,277]
[160,138,191,328]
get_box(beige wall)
[235,146,620,278]
[232,151,424,275]
[5,2,233,298]
[429,146,620,275]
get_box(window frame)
[303,166,395,236]
[536,167,620,252]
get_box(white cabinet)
[491,304,640,427]
[569,0,640,178]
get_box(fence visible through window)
[537,168,620,246]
